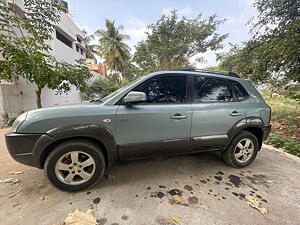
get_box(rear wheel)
[44,140,105,191]
[222,131,259,168]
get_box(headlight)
[12,112,28,133]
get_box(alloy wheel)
[234,138,254,163]
[54,151,96,185]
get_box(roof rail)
[179,68,240,78]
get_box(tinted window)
[231,81,249,101]
[194,77,233,102]
[133,75,187,103]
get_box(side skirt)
[191,135,228,152]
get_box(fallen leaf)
[245,195,268,214]
[9,189,22,198]
[105,174,115,180]
[172,216,180,223]
[171,195,189,206]
[61,209,98,225]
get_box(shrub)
[266,133,300,157]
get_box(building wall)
[0,0,87,126]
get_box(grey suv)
[5,69,271,191]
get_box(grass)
[261,91,300,157]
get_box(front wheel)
[44,140,105,191]
[222,131,259,168]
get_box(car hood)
[17,102,117,133]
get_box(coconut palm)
[95,19,130,76]
[82,30,98,60]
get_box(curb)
[262,144,300,162]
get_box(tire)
[222,131,259,168]
[44,139,106,191]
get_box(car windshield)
[101,77,143,102]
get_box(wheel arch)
[32,124,118,169]
[226,117,265,151]
[243,127,263,149]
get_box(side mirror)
[124,91,146,104]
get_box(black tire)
[44,139,105,191]
[222,131,259,168]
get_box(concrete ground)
[0,127,299,225]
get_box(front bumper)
[5,132,42,167]
[263,124,272,141]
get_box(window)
[194,77,233,102]
[231,81,249,101]
[77,37,82,44]
[56,30,73,48]
[133,75,187,103]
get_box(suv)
[5,69,271,191]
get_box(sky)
[66,0,257,67]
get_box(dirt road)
[0,128,299,225]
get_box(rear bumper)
[5,132,42,167]
[263,124,272,141]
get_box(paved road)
[0,127,299,225]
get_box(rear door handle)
[170,113,187,120]
[230,111,243,117]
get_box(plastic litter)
[172,216,180,223]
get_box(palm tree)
[82,30,98,61]
[95,19,130,78]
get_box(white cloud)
[162,6,193,17]
[124,18,148,41]
[191,51,216,69]
[195,0,258,67]
[123,17,149,52]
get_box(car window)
[194,77,233,102]
[133,75,187,103]
[231,81,249,101]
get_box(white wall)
[0,0,89,126]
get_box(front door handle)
[230,111,243,117]
[170,113,187,120]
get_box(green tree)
[133,10,228,72]
[0,0,92,108]
[251,0,300,83]
[122,62,142,81]
[218,0,300,86]
[82,29,97,60]
[252,0,299,35]
[95,19,130,76]
[84,78,126,99]
[217,41,290,96]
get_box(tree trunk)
[35,87,42,108]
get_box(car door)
[116,74,192,159]
[190,76,246,151]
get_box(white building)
[0,0,87,126]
